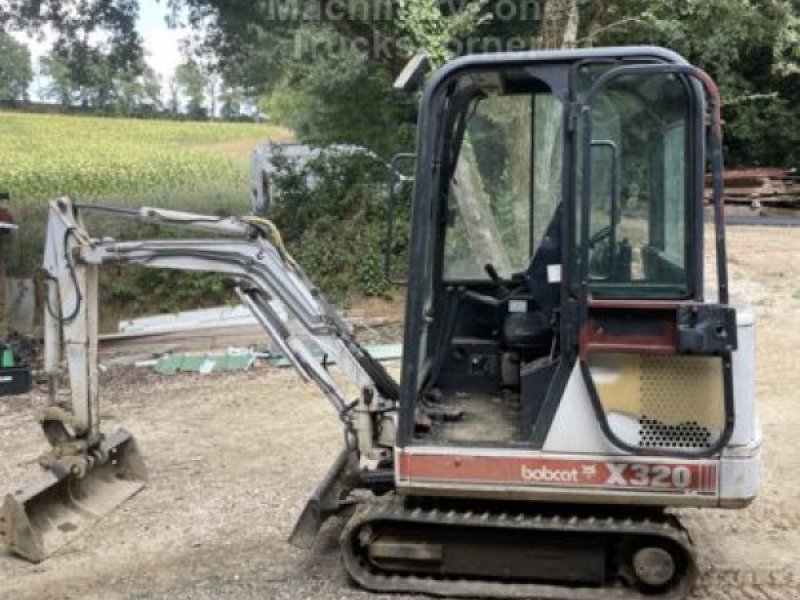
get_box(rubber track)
[340,499,698,600]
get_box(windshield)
[443,88,564,281]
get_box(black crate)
[0,366,32,396]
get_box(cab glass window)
[584,72,692,298]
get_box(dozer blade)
[0,428,146,562]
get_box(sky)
[137,0,189,82]
[11,0,190,102]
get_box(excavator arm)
[2,197,397,561]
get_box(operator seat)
[501,203,562,355]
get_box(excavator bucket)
[0,429,146,562]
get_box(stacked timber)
[705,167,800,207]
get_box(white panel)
[543,362,626,455]
[719,441,761,505]
[730,306,758,446]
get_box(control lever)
[484,263,501,284]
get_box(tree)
[41,45,164,114]
[115,63,143,113]
[40,43,127,109]
[263,25,416,157]
[40,51,74,106]
[219,85,244,119]
[175,60,207,117]
[112,64,163,113]
[166,75,181,115]
[206,70,219,118]
[4,0,143,110]
[176,0,487,82]
[140,66,163,111]
[1,0,142,72]
[0,30,32,103]
[586,0,800,166]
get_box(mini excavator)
[1,47,760,600]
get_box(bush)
[268,150,411,301]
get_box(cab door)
[574,65,736,458]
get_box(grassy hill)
[0,111,292,209]
[0,112,293,313]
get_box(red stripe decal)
[398,452,718,494]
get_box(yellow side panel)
[588,353,725,450]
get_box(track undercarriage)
[341,497,696,599]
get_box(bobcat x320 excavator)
[1,47,759,600]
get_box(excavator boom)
[1,197,396,561]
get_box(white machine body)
[397,310,759,509]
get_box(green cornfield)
[0,112,291,204]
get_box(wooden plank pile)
[705,167,800,207]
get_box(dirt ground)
[1,226,798,600]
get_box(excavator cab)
[394,47,743,458]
